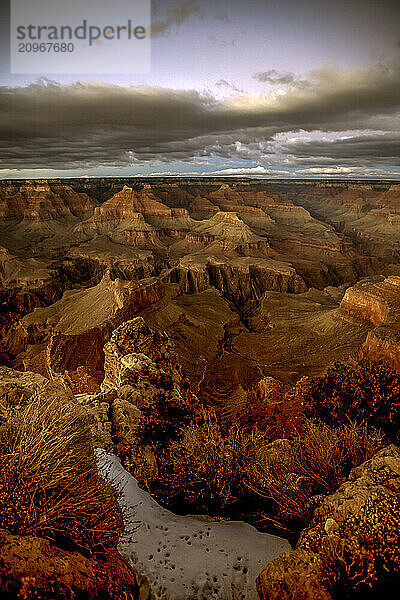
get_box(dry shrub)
[248,420,384,526]
[319,537,378,597]
[158,410,266,511]
[148,414,383,529]
[319,490,400,596]
[304,360,400,441]
[319,492,400,598]
[0,396,123,554]
[238,377,306,440]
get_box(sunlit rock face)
[339,276,400,370]
[101,316,182,392]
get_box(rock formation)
[77,316,195,455]
[339,275,400,370]
[1,178,400,405]
[3,273,165,391]
[257,445,400,600]
[169,255,306,306]
[0,529,145,600]
[285,181,400,264]
[1,179,400,599]
[0,181,96,222]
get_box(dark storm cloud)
[0,60,399,170]
[282,132,400,164]
[253,70,297,85]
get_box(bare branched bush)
[145,411,383,529]
[238,379,304,439]
[303,360,400,441]
[158,410,267,511]
[248,420,384,525]
[319,537,378,596]
[0,396,123,554]
[160,410,236,509]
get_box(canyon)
[1,178,400,599]
[1,178,399,403]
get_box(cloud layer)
[0,60,399,175]
[151,1,201,37]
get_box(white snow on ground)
[96,449,291,600]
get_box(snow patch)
[96,449,291,600]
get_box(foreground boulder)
[0,529,146,600]
[257,445,400,599]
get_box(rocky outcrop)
[169,255,307,306]
[75,206,163,250]
[339,276,400,370]
[0,529,145,600]
[339,276,400,326]
[3,273,166,391]
[0,182,97,221]
[101,317,181,392]
[77,317,193,452]
[0,366,48,420]
[257,445,400,600]
[192,211,264,244]
[0,365,87,424]
[360,325,400,371]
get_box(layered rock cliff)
[169,255,307,306]
[1,178,400,395]
[3,273,165,391]
[0,182,96,221]
[339,275,400,370]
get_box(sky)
[0,0,399,179]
